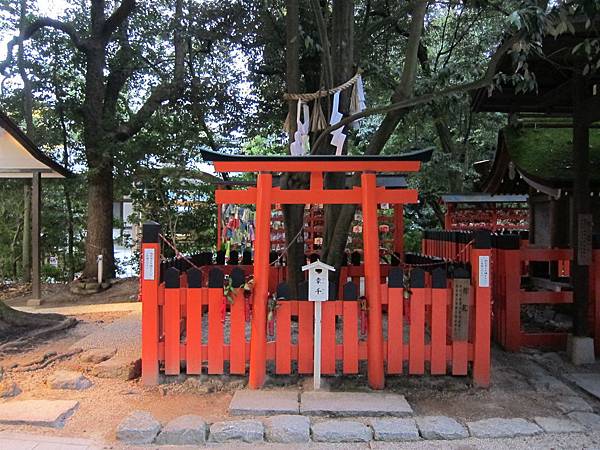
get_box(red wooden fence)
[141,223,493,387]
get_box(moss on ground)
[503,126,600,182]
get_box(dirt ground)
[1,279,139,307]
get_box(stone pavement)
[0,431,101,450]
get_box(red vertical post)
[164,267,181,375]
[503,235,522,352]
[141,221,161,385]
[393,204,404,256]
[361,172,384,389]
[430,267,448,375]
[445,204,454,230]
[248,172,272,389]
[472,231,492,387]
[217,200,222,249]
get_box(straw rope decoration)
[283,70,366,156]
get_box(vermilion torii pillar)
[201,148,431,389]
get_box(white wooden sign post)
[302,260,335,390]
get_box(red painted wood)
[213,160,421,173]
[342,302,359,374]
[186,287,203,374]
[164,284,181,375]
[321,302,337,374]
[430,287,448,375]
[504,249,522,351]
[229,289,246,374]
[472,248,492,387]
[298,301,314,374]
[275,301,292,374]
[208,288,224,374]
[409,288,425,375]
[452,341,469,375]
[141,242,160,385]
[387,287,404,374]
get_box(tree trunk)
[83,161,114,280]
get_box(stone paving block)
[311,420,372,442]
[369,418,420,441]
[533,416,584,433]
[264,415,310,443]
[568,411,600,430]
[0,399,79,428]
[416,416,468,440]
[555,396,593,413]
[116,410,161,444]
[210,419,264,443]
[155,415,207,445]
[229,390,299,415]
[531,375,577,396]
[49,370,92,390]
[467,418,541,438]
[301,391,412,417]
[0,381,21,398]
[567,373,600,400]
[92,356,141,380]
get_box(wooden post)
[502,235,521,352]
[472,231,492,387]
[361,172,384,389]
[393,204,404,256]
[141,221,161,385]
[248,172,272,389]
[572,74,591,337]
[217,199,222,249]
[29,171,41,305]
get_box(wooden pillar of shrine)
[248,172,272,388]
[393,204,404,256]
[361,172,384,389]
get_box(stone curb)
[116,412,597,445]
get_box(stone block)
[209,420,264,443]
[0,381,21,398]
[92,356,141,380]
[567,373,600,400]
[116,410,161,444]
[264,415,310,443]
[49,370,92,390]
[555,396,593,413]
[300,391,412,417]
[467,418,541,438]
[567,335,595,365]
[80,348,116,364]
[369,418,420,441]
[311,420,372,442]
[155,415,207,445]
[533,416,584,433]
[0,400,78,428]
[229,390,299,415]
[416,416,468,440]
[568,412,600,430]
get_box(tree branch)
[1,18,85,74]
[102,0,136,40]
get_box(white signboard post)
[143,248,156,281]
[302,260,335,390]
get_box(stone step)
[0,399,79,428]
[300,391,413,417]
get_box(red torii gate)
[201,148,432,389]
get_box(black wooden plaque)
[452,278,470,341]
[578,213,593,266]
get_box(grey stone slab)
[531,375,577,396]
[0,399,79,428]
[210,419,264,443]
[568,411,600,430]
[80,347,116,364]
[301,391,412,417]
[567,373,600,400]
[49,370,92,390]
[533,416,585,433]
[415,416,468,440]
[264,415,310,443]
[555,396,593,413]
[369,418,420,441]
[116,410,161,444]
[0,381,21,398]
[92,356,141,380]
[466,418,541,438]
[229,390,299,415]
[311,420,372,442]
[155,415,207,445]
